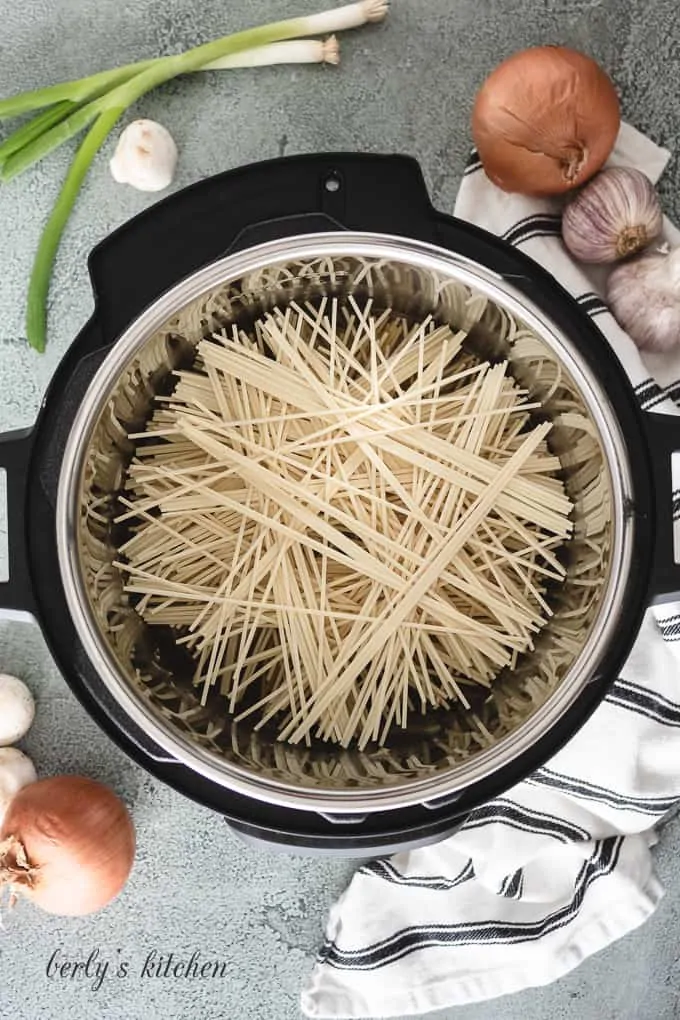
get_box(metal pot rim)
[56,231,635,814]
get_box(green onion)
[0,62,154,120]
[0,102,79,168]
[26,108,124,353]
[0,38,340,175]
[2,103,104,181]
[5,21,303,183]
[200,36,340,70]
[0,0,388,350]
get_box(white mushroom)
[109,119,178,193]
[0,675,35,746]
[0,748,37,825]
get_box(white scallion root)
[323,35,341,66]
[362,0,389,22]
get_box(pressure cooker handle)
[644,410,680,604]
[217,154,438,253]
[0,428,37,619]
[87,154,439,341]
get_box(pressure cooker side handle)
[0,428,37,619]
[643,410,680,604]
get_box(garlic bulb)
[606,246,680,353]
[562,167,662,263]
[0,675,35,746]
[110,120,178,193]
[0,748,37,826]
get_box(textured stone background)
[1,1,680,1017]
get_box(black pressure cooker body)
[1,154,677,855]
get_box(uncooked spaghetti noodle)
[114,296,574,749]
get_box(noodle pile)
[115,297,573,749]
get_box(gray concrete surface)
[1,1,680,1017]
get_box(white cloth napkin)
[301,123,680,1019]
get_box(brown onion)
[0,775,135,916]
[472,46,620,196]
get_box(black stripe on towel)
[358,858,475,892]
[318,838,623,969]
[633,379,680,411]
[673,490,680,521]
[643,382,680,410]
[502,214,562,247]
[634,378,658,398]
[462,798,590,844]
[498,868,524,900]
[576,292,609,318]
[616,676,680,715]
[657,618,680,641]
[638,382,664,409]
[633,381,660,410]
[463,148,482,175]
[606,677,680,726]
[528,768,677,815]
[655,612,680,637]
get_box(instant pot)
[1,153,678,855]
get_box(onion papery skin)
[0,775,135,916]
[472,46,620,196]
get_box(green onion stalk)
[0,0,388,351]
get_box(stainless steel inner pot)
[56,233,634,814]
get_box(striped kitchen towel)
[301,123,680,1019]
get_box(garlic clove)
[606,246,680,353]
[562,167,663,264]
[0,748,37,827]
[109,119,178,193]
[0,675,35,746]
